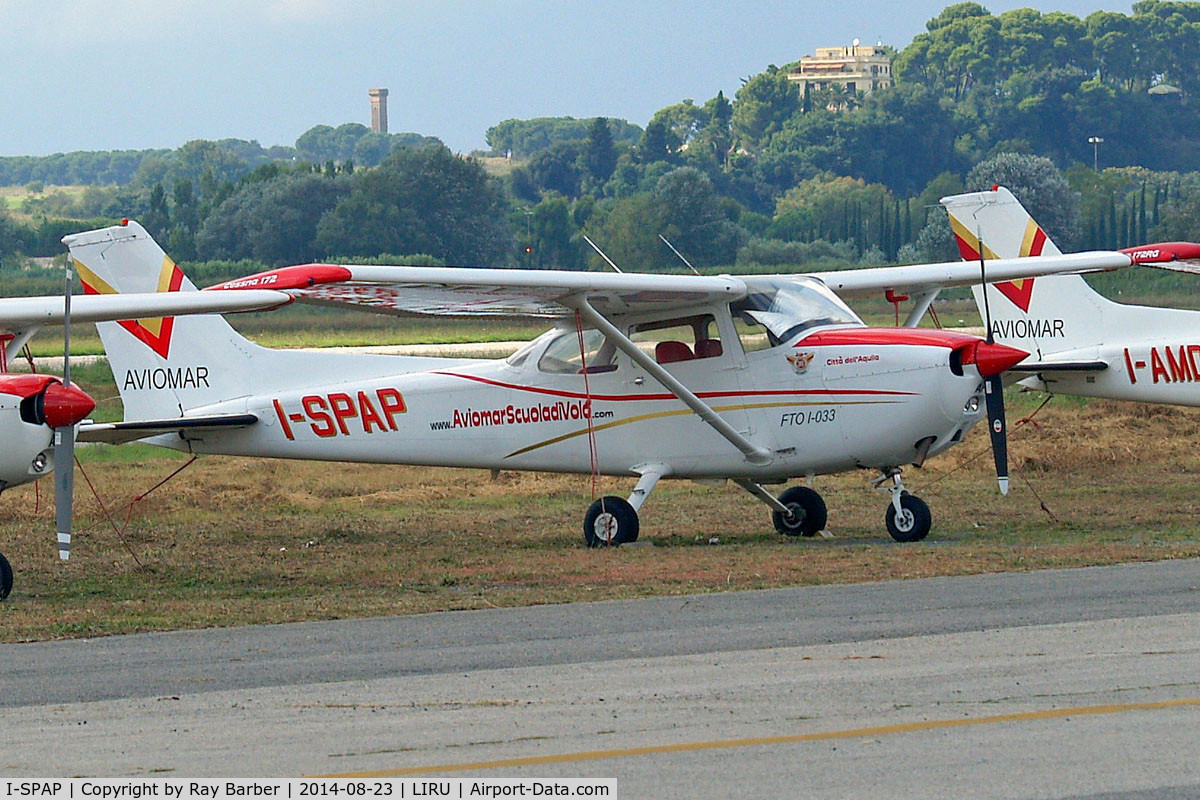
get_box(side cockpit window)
[537,328,617,375]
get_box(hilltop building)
[788,43,892,102]
[369,88,389,133]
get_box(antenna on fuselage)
[581,235,624,274]
[658,235,701,276]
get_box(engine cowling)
[0,374,95,491]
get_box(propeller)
[977,231,1013,495]
[53,264,76,560]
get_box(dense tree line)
[10,1,1200,276]
[486,117,642,159]
[0,125,441,188]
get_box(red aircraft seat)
[694,339,723,358]
[655,341,695,364]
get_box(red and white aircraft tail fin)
[943,187,1113,362]
[63,221,270,421]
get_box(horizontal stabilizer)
[79,413,258,445]
[1008,360,1109,373]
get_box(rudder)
[942,187,1110,360]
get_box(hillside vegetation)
[4,1,1200,292]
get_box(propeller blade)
[984,373,1009,495]
[56,261,75,560]
[53,425,75,560]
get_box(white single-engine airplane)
[946,186,1200,406]
[0,278,289,598]
[48,211,1189,574]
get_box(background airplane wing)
[0,290,290,329]
[806,250,1139,299]
[207,265,746,318]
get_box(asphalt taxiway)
[2,559,1198,798]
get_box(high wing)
[806,250,1137,299]
[209,264,744,318]
[1,288,291,371]
[205,251,1148,319]
[0,290,290,328]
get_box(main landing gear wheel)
[885,492,931,543]
[583,496,640,548]
[0,551,12,601]
[772,486,827,537]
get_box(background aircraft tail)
[942,187,1111,361]
[64,222,469,422]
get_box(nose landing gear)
[876,469,932,542]
[741,469,931,543]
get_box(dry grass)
[2,392,1199,642]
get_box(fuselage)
[157,318,995,482]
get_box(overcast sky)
[0,0,1129,157]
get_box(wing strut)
[572,298,773,466]
[4,329,38,367]
[902,290,941,328]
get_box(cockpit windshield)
[731,278,863,346]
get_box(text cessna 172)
[0,281,289,598]
[50,211,1191,569]
[946,186,1200,406]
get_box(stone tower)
[369,88,389,133]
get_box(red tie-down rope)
[921,393,1057,519]
[72,454,200,567]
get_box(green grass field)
[1,389,1197,641]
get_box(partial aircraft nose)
[961,341,1029,377]
[40,382,95,428]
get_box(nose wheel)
[877,469,932,542]
[885,492,931,542]
[0,551,12,601]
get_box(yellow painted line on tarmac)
[315,696,1200,778]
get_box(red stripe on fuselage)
[433,371,917,401]
[796,328,983,349]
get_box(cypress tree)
[1108,195,1118,249]
[1138,183,1147,243]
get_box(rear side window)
[629,314,723,364]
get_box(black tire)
[772,486,827,537]
[583,496,639,547]
[0,551,12,601]
[885,492,932,543]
